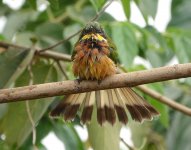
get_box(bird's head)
[79,22,107,42]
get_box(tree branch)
[0,41,26,49]
[0,63,191,103]
[56,61,69,80]
[38,50,71,62]
[0,41,71,61]
[137,85,191,116]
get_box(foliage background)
[0,0,191,150]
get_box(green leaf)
[146,50,163,67]
[3,11,37,40]
[140,27,174,67]
[129,123,145,148]
[14,32,36,47]
[164,84,182,101]
[48,0,59,10]
[134,0,158,21]
[0,48,34,88]
[34,22,66,52]
[52,122,85,150]
[35,22,63,40]
[90,0,106,12]
[47,0,76,16]
[0,34,5,40]
[111,22,138,67]
[146,83,169,128]
[87,109,121,150]
[98,12,115,22]
[129,122,165,149]
[19,116,53,150]
[168,28,191,63]
[28,0,37,10]
[121,0,131,19]
[0,60,58,148]
[150,98,169,128]
[63,24,82,46]
[166,94,191,150]
[67,6,96,23]
[169,0,191,28]
[172,36,189,63]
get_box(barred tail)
[50,88,159,125]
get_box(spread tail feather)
[81,92,95,124]
[50,88,159,125]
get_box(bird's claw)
[75,78,83,84]
[97,80,102,85]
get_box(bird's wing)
[107,37,120,64]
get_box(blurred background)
[0,0,191,150]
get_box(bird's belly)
[73,55,116,80]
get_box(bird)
[50,22,160,125]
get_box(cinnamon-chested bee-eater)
[50,22,159,125]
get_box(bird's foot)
[97,80,102,85]
[75,78,83,84]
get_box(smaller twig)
[90,0,114,22]
[26,57,38,150]
[137,85,191,116]
[25,101,37,147]
[120,137,136,150]
[38,50,71,62]
[38,30,82,52]
[0,41,71,62]
[56,61,69,80]
[0,41,27,49]
[28,64,34,85]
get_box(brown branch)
[0,63,191,103]
[137,85,191,116]
[56,61,69,80]
[38,50,71,62]
[0,41,71,61]
[38,0,114,52]
[0,41,26,49]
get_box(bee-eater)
[50,22,159,125]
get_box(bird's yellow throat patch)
[81,33,107,42]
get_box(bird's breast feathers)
[72,33,116,80]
